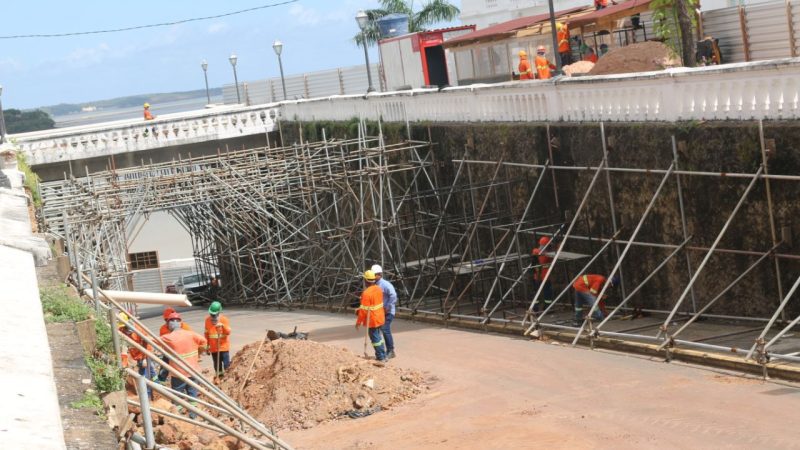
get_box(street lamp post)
[355,11,375,93]
[229,53,241,104]
[0,85,6,145]
[201,60,211,105]
[272,40,288,101]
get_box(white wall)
[128,211,193,261]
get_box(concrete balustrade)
[12,58,800,166]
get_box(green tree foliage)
[353,0,460,47]
[4,108,55,133]
[651,0,698,66]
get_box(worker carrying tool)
[535,46,556,80]
[204,301,232,378]
[556,23,572,65]
[161,312,207,419]
[572,274,619,326]
[517,50,534,80]
[531,236,556,313]
[356,270,387,363]
[372,264,398,359]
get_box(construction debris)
[267,327,309,341]
[589,41,681,76]
[219,339,427,431]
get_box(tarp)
[445,6,589,47]
[568,0,654,30]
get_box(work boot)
[387,350,396,359]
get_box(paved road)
[141,307,800,449]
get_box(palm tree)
[353,0,461,48]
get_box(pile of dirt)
[563,60,595,76]
[154,420,243,450]
[588,41,681,76]
[219,339,427,431]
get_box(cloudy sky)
[0,0,461,109]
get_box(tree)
[651,0,698,67]
[353,0,460,48]
[3,108,56,134]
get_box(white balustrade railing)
[14,58,800,166]
[15,104,280,166]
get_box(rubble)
[589,41,681,76]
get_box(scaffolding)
[39,119,800,376]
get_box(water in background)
[52,95,224,128]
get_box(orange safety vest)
[532,245,554,281]
[558,27,570,53]
[160,321,192,337]
[144,109,154,120]
[535,55,553,80]
[595,0,608,8]
[357,284,385,328]
[573,274,606,295]
[584,53,598,63]
[121,325,152,362]
[519,56,533,80]
[161,328,207,376]
[204,314,231,353]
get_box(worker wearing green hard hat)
[204,300,232,378]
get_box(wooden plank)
[739,6,751,61]
[788,0,798,57]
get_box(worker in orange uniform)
[161,312,207,418]
[356,270,387,362]
[157,307,195,383]
[556,23,572,66]
[518,50,534,80]
[583,47,598,63]
[118,312,155,397]
[531,236,556,313]
[204,301,231,378]
[535,46,556,80]
[143,102,155,120]
[572,274,619,326]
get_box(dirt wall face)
[281,120,800,318]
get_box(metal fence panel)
[703,7,746,62]
[745,1,794,60]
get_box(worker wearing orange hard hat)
[535,46,556,80]
[159,307,193,336]
[161,311,207,418]
[518,50,534,80]
[573,274,620,326]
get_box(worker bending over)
[372,264,398,359]
[204,301,232,378]
[573,274,619,326]
[118,312,154,391]
[161,312,207,418]
[356,270,387,363]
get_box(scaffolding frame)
[39,119,800,376]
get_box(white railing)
[15,104,280,166]
[13,58,800,166]
[282,58,800,123]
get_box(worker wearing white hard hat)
[371,264,398,359]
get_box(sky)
[0,0,462,109]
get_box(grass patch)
[95,319,113,355]
[15,151,42,207]
[86,355,124,393]
[39,285,91,323]
[69,390,105,418]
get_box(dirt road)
[143,308,800,449]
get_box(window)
[455,50,475,81]
[490,44,509,77]
[473,46,492,78]
[129,251,159,270]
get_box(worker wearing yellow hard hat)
[518,49,533,80]
[356,269,387,362]
[143,102,155,120]
[117,311,155,396]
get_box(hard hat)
[144,103,150,108]
[208,301,222,315]
[163,307,176,320]
[518,50,527,57]
[537,45,546,53]
[364,270,376,282]
[167,312,182,321]
[117,311,130,328]
[371,264,383,274]
[556,22,564,30]
[538,236,551,246]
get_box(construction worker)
[594,0,617,10]
[356,270,387,362]
[556,23,572,66]
[372,264,398,359]
[118,312,155,398]
[531,236,555,313]
[157,307,194,383]
[143,102,155,120]
[535,46,556,80]
[517,50,533,80]
[161,312,207,418]
[204,301,231,377]
[583,47,598,63]
[572,274,619,326]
